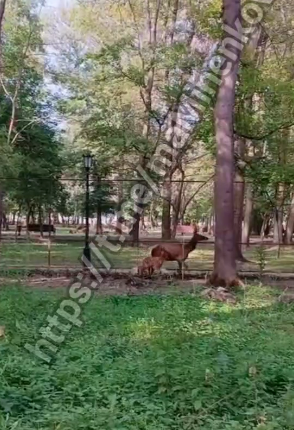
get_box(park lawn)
[0,285,294,429]
[0,241,294,272]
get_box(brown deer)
[151,225,208,273]
[137,255,166,277]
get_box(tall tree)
[210,0,242,287]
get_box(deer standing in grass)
[151,225,208,274]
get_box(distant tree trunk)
[234,138,246,261]
[208,211,214,235]
[0,0,6,242]
[26,208,31,237]
[129,157,148,244]
[171,169,184,238]
[116,180,124,235]
[210,0,242,287]
[31,209,36,224]
[150,200,156,228]
[242,183,253,247]
[12,211,16,225]
[3,213,8,231]
[38,206,43,237]
[53,213,58,224]
[129,212,140,244]
[96,211,102,235]
[96,175,102,235]
[141,211,146,229]
[171,209,178,239]
[260,216,268,240]
[162,179,172,239]
[273,184,285,244]
[273,210,282,244]
[129,185,146,244]
[285,194,294,244]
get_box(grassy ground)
[0,284,294,429]
[0,240,293,273]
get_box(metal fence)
[0,236,293,275]
[0,176,293,275]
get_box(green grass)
[0,241,294,273]
[1,285,294,428]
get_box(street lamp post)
[83,154,93,263]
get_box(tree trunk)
[171,172,184,238]
[141,211,146,229]
[26,209,30,237]
[234,138,246,261]
[96,175,102,235]
[242,183,253,247]
[129,181,146,244]
[130,156,148,245]
[129,211,140,245]
[3,213,8,231]
[285,194,294,244]
[273,208,283,244]
[210,0,242,287]
[38,206,43,237]
[273,183,285,244]
[115,182,124,234]
[0,0,6,241]
[171,208,178,239]
[96,209,102,235]
[53,213,59,224]
[161,178,172,239]
[208,211,214,235]
[150,200,156,228]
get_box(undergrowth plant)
[0,284,292,429]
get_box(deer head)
[195,233,209,241]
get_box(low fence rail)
[0,234,293,275]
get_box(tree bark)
[96,175,103,235]
[0,0,6,242]
[53,213,59,224]
[150,200,156,228]
[38,206,43,237]
[285,193,294,244]
[210,0,242,287]
[115,179,124,234]
[161,179,172,239]
[234,138,246,261]
[26,208,31,237]
[273,183,285,244]
[171,169,184,238]
[242,183,253,247]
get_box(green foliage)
[0,285,294,428]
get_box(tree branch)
[234,121,294,141]
[182,174,214,213]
